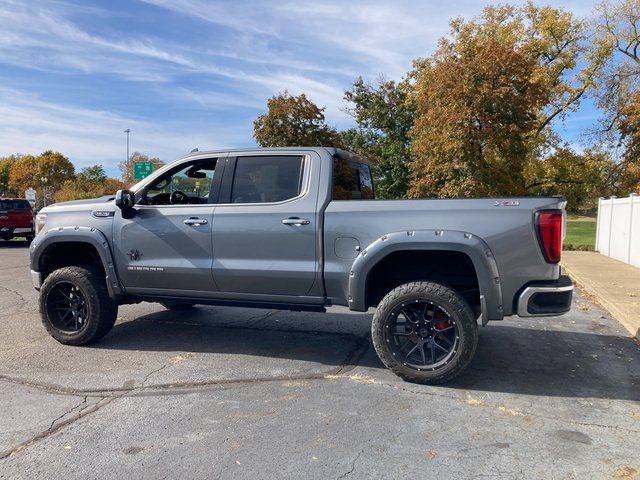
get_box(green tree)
[253,91,341,147]
[76,165,107,192]
[408,3,600,198]
[525,148,614,213]
[342,77,414,199]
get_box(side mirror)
[115,190,135,218]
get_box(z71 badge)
[494,200,520,207]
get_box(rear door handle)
[282,217,310,226]
[183,217,208,226]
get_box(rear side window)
[332,158,374,200]
[231,156,304,203]
[0,200,31,211]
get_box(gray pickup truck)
[30,147,573,384]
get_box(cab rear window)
[332,157,374,200]
[0,200,31,211]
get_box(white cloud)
[0,87,249,175]
[0,0,602,169]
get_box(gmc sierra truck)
[30,148,573,384]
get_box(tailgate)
[0,210,33,228]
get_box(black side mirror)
[115,190,136,218]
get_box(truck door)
[211,153,320,297]
[113,157,221,293]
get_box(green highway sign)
[133,161,154,180]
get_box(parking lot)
[0,241,638,479]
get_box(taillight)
[536,210,563,263]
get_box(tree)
[592,0,640,147]
[8,154,39,196]
[78,165,107,185]
[56,164,125,203]
[8,151,74,206]
[120,152,163,186]
[0,155,19,196]
[525,148,614,213]
[589,0,640,195]
[616,159,640,193]
[342,77,415,199]
[253,91,341,147]
[408,3,598,198]
[37,150,75,193]
[120,152,142,186]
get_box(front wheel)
[40,266,118,345]
[371,281,478,385]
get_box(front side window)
[332,157,374,200]
[231,156,304,204]
[143,159,217,205]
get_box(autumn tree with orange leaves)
[408,3,604,198]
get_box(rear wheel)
[40,266,118,345]
[160,301,196,311]
[372,281,478,384]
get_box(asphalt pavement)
[0,241,638,479]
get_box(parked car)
[29,148,573,384]
[0,198,35,242]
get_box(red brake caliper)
[434,320,449,331]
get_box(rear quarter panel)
[324,197,564,317]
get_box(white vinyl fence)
[595,194,640,267]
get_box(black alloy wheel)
[45,281,89,333]
[384,299,459,370]
[372,281,478,384]
[39,266,118,345]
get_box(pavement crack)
[0,285,27,304]
[0,394,120,460]
[337,448,364,479]
[141,363,169,386]
[47,396,88,432]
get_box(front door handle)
[183,217,208,226]
[282,217,310,226]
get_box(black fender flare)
[347,230,503,321]
[30,226,124,300]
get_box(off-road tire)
[40,266,118,345]
[372,281,478,384]
[160,302,196,310]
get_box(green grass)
[564,218,596,250]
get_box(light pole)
[124,128,130,165]
[40,176,48,208]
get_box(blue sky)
[0,0,600,177]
